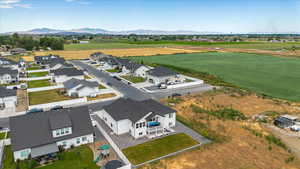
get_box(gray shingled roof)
[49,113,72,130]
[0,87,17,98]
[51,68,84,76]
[103,98,176,123]
[9,106,94,151]
[0,58,18,65]
[0,67,18,76]
[147,66,178,77]
[63,78,98,90]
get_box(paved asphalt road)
[71,60,152,101]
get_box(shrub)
[265,135,287,150]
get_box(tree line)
[0,33,64,51]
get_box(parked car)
[290,125,300,132]
[113,76,121,81]
[172,93,182,97]
[159,83,167,89]
[50,106,63,111]
[26,108,43,114]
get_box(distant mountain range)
[3,28,300,35]
[4,28,224,35]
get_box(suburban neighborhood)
[1,1,300,169]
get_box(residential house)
[90,52,110,61]
[51,68,84,83]
[63,78,99,97]
[96,98,176,139]
[34,55,60,65]
[146,66,184,85]
[120,60,150,78]
[0,87,17,110]
[0,58,19,70]
[10,48,26,55]
[99,57,119,70]
[9,106,94,161]
[0,67,18,84]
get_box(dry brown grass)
[23,47,200,61]
[141,90,300,169]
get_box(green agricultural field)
[129,52,300,101]
[125,41,300,51]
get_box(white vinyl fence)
[27,85,64,92]
[20,76,52,81]
[28,97,87,110]
[26,69,50,73]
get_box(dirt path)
[16,89,28,112]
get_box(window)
[143,122,146,127]
[20,150,29,158]
[169,113,173,118]
[136,123,139,129]
[61,129,65,135]
[139,123,142,128]
[56,130,60,136]
[104,117,107,121]
[110,123,113,127]
[82,137,87,142]
[139,132,143,136]
[76,138,80,144]
[62,141,67,147]
[65,128,69,134]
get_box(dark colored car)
[26,108,43,114]
[172,93,182,97]
[50,106,63,111]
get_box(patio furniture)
[99,144,110,150]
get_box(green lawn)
[27,67,42,71]
[106,69,120,73]
[129,52,300,101]
[98,84,106,89]
[122,133,199,165]
[27,79,51,88]
[27,71,49,78]
[121,75,146,83]
[28,89,72,105]
[0,132,7,140]
[3,145,98,169]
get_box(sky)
[0,0,300,33]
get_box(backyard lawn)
[122,133,199,165]
[120,75,146,83]
[27,71,49,78]
[130,52,300,101]
[27,79,51,88]
[26,66,42,71]
[28,89,72,105]
[106,69,120,73]
[3,145,98,169]
[98,84,106,89]
[0,132,8,140]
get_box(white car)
[290,125,300,132]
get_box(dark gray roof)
[0,87,17,98]
[63,78,98,90]
[48,58,66,68]
[104,160,123,169]
[147,66,178,77]
[9,106,94,151]
[51,68,84,76]
[0,58,18,65]
[103,98,176,123]
[0,67,18,76]
[49,113,72,130]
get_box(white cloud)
[0,0,31,8]
[65,0,91,5]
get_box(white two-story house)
[0,67,18,85]
[10,106,94,161]
[0,87,17,110]
[96,98,176,139]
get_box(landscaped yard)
[106,69,120,73]
[130,52,300,101]
[87,93,116,101]
[27,79,51,88]
[122,133,199,165]
[120,75,146,83]
[28,89,72,105]
[3,145,98,169]
[27,66,42,71]
[27,71,49,78]
[0,132,8,140]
